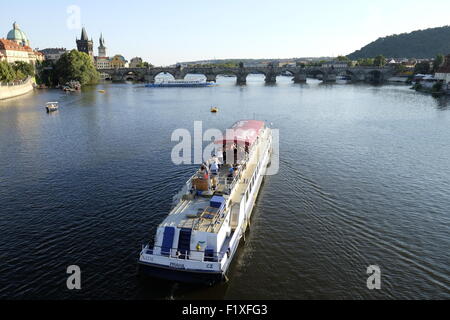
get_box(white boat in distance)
[145,79,215,87]
[138,120,273,285]
[45,102,59,112]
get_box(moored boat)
[138,120,273,285]
[336,75,352,84]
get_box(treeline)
[0,61,35,83]
[37,50,99,87]
[348,26,450,59]
[301,55,388,67]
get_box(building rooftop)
[6,22,29,46]
[0,38,33,52]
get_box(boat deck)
[160,195,229,234]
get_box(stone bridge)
[99,64,395,84]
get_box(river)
[0,75,449,299]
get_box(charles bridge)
[98,63,395,84]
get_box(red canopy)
[215,120,265,146]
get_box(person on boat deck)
[200,162,210,179]
[228,166,234,178]
[210,161,219,176]
[211,153,222,168]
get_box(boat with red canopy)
[138,120,273,285]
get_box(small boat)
[45,102,59,113]
[98,90,106,93]
[210,107,219,113]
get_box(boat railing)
[142,245,227,263]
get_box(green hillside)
[348,26,450,59]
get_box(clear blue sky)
[1,0,450,66]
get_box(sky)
[1,0,450,66]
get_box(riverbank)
[0,77,35,100]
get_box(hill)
[348,26,450,59]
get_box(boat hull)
[138,261,224,285]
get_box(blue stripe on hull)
[138,262,224,286]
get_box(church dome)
[7,22,30,46]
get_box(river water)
[0,75,449,300]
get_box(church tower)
[98,33,107,57]
[76,27,93,57]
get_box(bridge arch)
[152,71,176,80]
[123,71,138,81]
[308,69,327,80]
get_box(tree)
[0,61,17,83]
[36,60,57,86]
[414,61,431,74]
[12,61,35,79]
[54,50,99,86]
[357,58,374,66]
[337,56,350,62]
[373,55,387,67]
[433,54,444,73]
[136,61,153,68]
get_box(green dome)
[6,22,29,46]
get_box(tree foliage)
[12,61,35,79]
[337,56,350,62]
[373,55,387,67]
[356,58,375,66]
[414,61,431,74]
[54,50,99,85]
[0,61,17,83]
[348,26,450,59]
[433,54,445,72]
[0,61,35,83]
[35,60,57,86]
[136,61,153,68]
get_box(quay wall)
[0,77,35,100]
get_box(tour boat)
[45,102,59,112]
[138,120,273,285]
[145,79,215,88]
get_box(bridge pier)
[173,71,185,80]
[112,74,123,82]
[145,74,155,83]
[236,73,248,85]
[206,74,217,82]
[352,73,365,82]
[322,73,336,83]
[293,72,307,83]
[265,73,277,84]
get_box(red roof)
[215,120,265,145]
[0,38,33,52]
